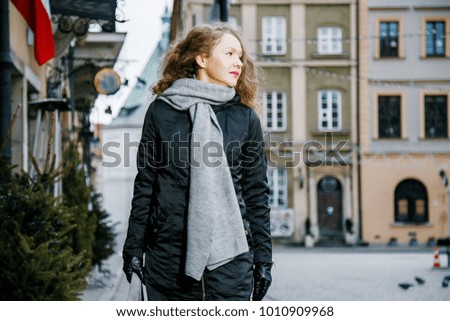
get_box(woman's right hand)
[123,253,144,283]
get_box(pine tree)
[61,140,117,273]
[90,191,117,270]
[0,112,88,300]
[0,163,89,300]
[0,110,117,300]
[61,141,96,270]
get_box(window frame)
[394,179,429,224]
[374,92,407,139]
[377,95,401,139]
[374,17,404,59]
[425,21,446,57]
[262,16,287,55]
[263,90,287,132]
[317,27,343,55]
[419,92,450,139]
[268,167,288,209]
[317,90,342,132]
[379,21,400,57]
[421,17,450,59]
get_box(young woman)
[122,23,272,301]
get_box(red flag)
[11,0,55,65]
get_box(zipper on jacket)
[201,275,206,301]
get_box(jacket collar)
[212,95,240,112]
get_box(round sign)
[93,68,121,95]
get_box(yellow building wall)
[361,155,449,244]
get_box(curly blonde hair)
[153,23,260,109]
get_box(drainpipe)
[169,0,180,42]
[210,0,228,23]
[0,0,12,164]
[355,0,363,243]
[219,0,228,22]
[68,44,75,134]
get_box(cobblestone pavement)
[81,243,450,301]
[265,245,450,301]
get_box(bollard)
[437,238,450,268]
[433,246,441,268]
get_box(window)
[317,27,342,54]
[425,95,448,138]
[375,18,404,59]
[263,91,287,131]
[379,21,399,57]
[378,95,401,138]
[268,168,287,208]
[318,90,342,131]
[395,179,428,224]
[262,16,286,55]
[426,21,445,57]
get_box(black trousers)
[145,251,254,301]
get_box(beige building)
[176,0,359,245]
[359,0,450,245]
[9,2,48,173]
[7,1,124,198]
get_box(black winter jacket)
[123,97,272,296]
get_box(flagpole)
[0,0,12,164]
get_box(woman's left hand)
[252,262,272,300]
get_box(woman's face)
[196,33,243,87]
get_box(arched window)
[394,179,428,223]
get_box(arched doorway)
[317,176,344,244]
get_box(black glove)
[252,262,272,301]
[123,253,144,283]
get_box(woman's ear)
[195,54,207,69]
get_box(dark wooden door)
[318,176,344,243]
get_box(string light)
[247,19,447,171]
[264,148,450,167]
[246,31,450,45]
[300,66,450,91]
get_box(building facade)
[7,0,124,198]
[177,0,359,245]
[9,1,48,173]
[359,0,450,245]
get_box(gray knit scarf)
[159,78,249,281]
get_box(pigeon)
[398,283,414,290]
[442,275,450,288]
[414,277,425,285]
